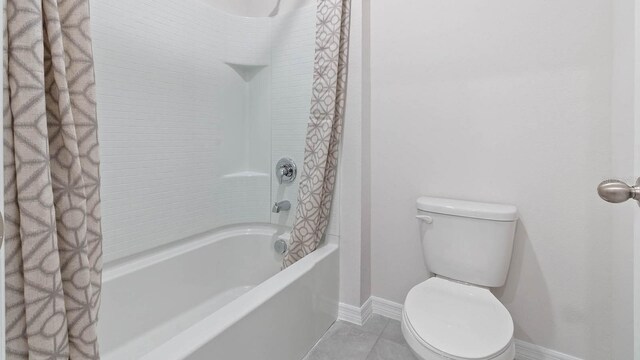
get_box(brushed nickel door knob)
[597,178,640,203]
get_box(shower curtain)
[4,0,103,359]
[283,0,351,267]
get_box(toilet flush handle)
[415,215,433,224]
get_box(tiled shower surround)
[91,0,316,262]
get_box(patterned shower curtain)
[4,0,103,359]
[283,0,351,267]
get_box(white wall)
[204,0,312,17]
[610,0,636,358]
[204,0,278,17]
[92,1,316,262]
[270,5,316,227]
[339,0,364,306]
[339,0,372,307]
[368,0,614,358]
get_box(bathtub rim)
[103,223,288,282]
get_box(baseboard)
[361,297,373,324]
[337,302,362,325]
[339,297,583,360]
[338,296,399,325]
[370,296,402,321]
[514,340,583,360]
[338,297,372,326]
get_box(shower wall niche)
[218,16,272,227]
[92,0,315,262]
[219,61,271,224]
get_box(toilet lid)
[404,277,513,360]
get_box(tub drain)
[274,239,288,255]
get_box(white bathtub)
[99,224,339,360]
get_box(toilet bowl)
[403,197,518,360]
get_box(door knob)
[597,178,640,204]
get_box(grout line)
[313,314,416,360]
[360,317,387,360]
[363,333,382,360]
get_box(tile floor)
[303,315,418,360]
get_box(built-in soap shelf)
[225,62,268,82]
[222,171,269,179]
[221,61,270,184]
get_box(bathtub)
[99,224,339,360]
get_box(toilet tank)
[417,197,518,288]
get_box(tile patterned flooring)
[303,315,418,360]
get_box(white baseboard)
[338,297,583,360]
[338,297,372,326]
[370,296,402,321]
[514,340,583,360]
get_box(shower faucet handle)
[278,166,291,180]
[276,158,297,184]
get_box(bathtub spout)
[272,200,291,213]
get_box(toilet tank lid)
[416,197,518,221]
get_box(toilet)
[402,197,518,360]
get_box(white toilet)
[402,197,518,360]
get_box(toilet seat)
[402,277,514,360]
